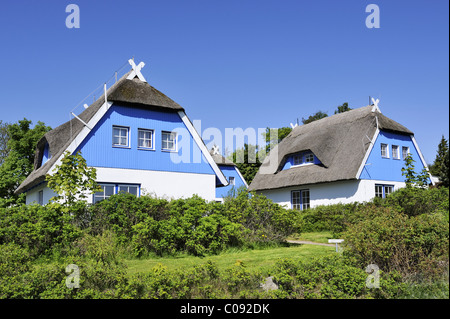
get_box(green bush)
[374,186,449,218]
[343,209,449,278]
[270,256,405,299]
[0,203,82,257]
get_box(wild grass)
[124,241,335,276]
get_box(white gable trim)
[177,110,229,186]
[411,135,434,185]
[48,101,113,174]
[355,128,380,179]
[235,166,249,188]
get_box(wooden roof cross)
[127,59,147,82]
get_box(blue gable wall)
[360,130,428,182]
[215,165,247,198]
[75,103,216,175]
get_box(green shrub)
[374,186,449,218]
[0,203,82,257]
[270,256,405,299]
[343,209,449,278]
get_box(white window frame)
[304,152,314,163]
[138,128,154,150]
[293,155,302,166]
[402,146,410,160]
[93,183,140,203]
[229,176,235,185]
[291,189,310,210]
[392,145,400,160]
[161,131,177,152]
[118,184,139,196]
[93,183,115,203]
[381,143,389,158]
[112,126,130,148]
[375,184,394,198]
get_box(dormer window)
[293,155,302,165]
[305,152,314,163]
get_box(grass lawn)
[124,241,335,276]
[287,231,334,244]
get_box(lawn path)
[286,239,334,247]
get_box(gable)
[75,103,217,175]
[359,130,429,182]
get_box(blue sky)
[0,0,448,164]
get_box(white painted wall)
[25,183,57,205]
[260,179,407,209]
[94,167,217,202]
[25,168,217,205]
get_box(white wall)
[25,183,57,205]
[94,167,217,202]
[260,179,407,209]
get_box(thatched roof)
[209,149,236,166]
[15,71,184,194]
[248,105,413,192]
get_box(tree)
[0,120,9,165]
[264,126,292,152]
[229,144,262,185]
[0,119,51,200]
[401,153,430,188]
[429,136,449,187]
[46,151,101,208]
[334,102,352,114]
[302,111,328,125]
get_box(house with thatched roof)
[248,104,432,209]
[209,146,248,199]
[15,60,238,204]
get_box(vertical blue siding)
[215,165,247,198]
[75,103,216,175]
[360,130,429,182]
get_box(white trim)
[356,128,379,179]
[49,101,113,174]
[177,110,228,186]
[235,166,249,188]
[126,59,146,82]
[411,135,434,185]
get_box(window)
[291,191,301,210]
[402,146,410,159]
[138,129,154,149]
[162,131,177,151]
[118,184,138,196]
[94,183,139,203]
[293,155,302,166]
[392,145,400,159]
[381,143,389,158]
[112,126,129,147]
[304,153,314,163]
[302,190,310,209]
[229,176,235,185]
[291,190,310,210]
[94,184,115,203]
[38,190,43,206]
[375,184,394,198]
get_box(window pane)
[402,147,409,159]
[375,185,383,197]
[392,145,399,159]
[292,191,301,210]
[302,190,310,209]
[293,155,301,165]
[128,186,138,196]
[385,186,393,196]
[305,153,314,163]
[104,185,114,197]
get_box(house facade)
[248,104,432,210]
[16,61,241,204]
[209,148,248,199]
